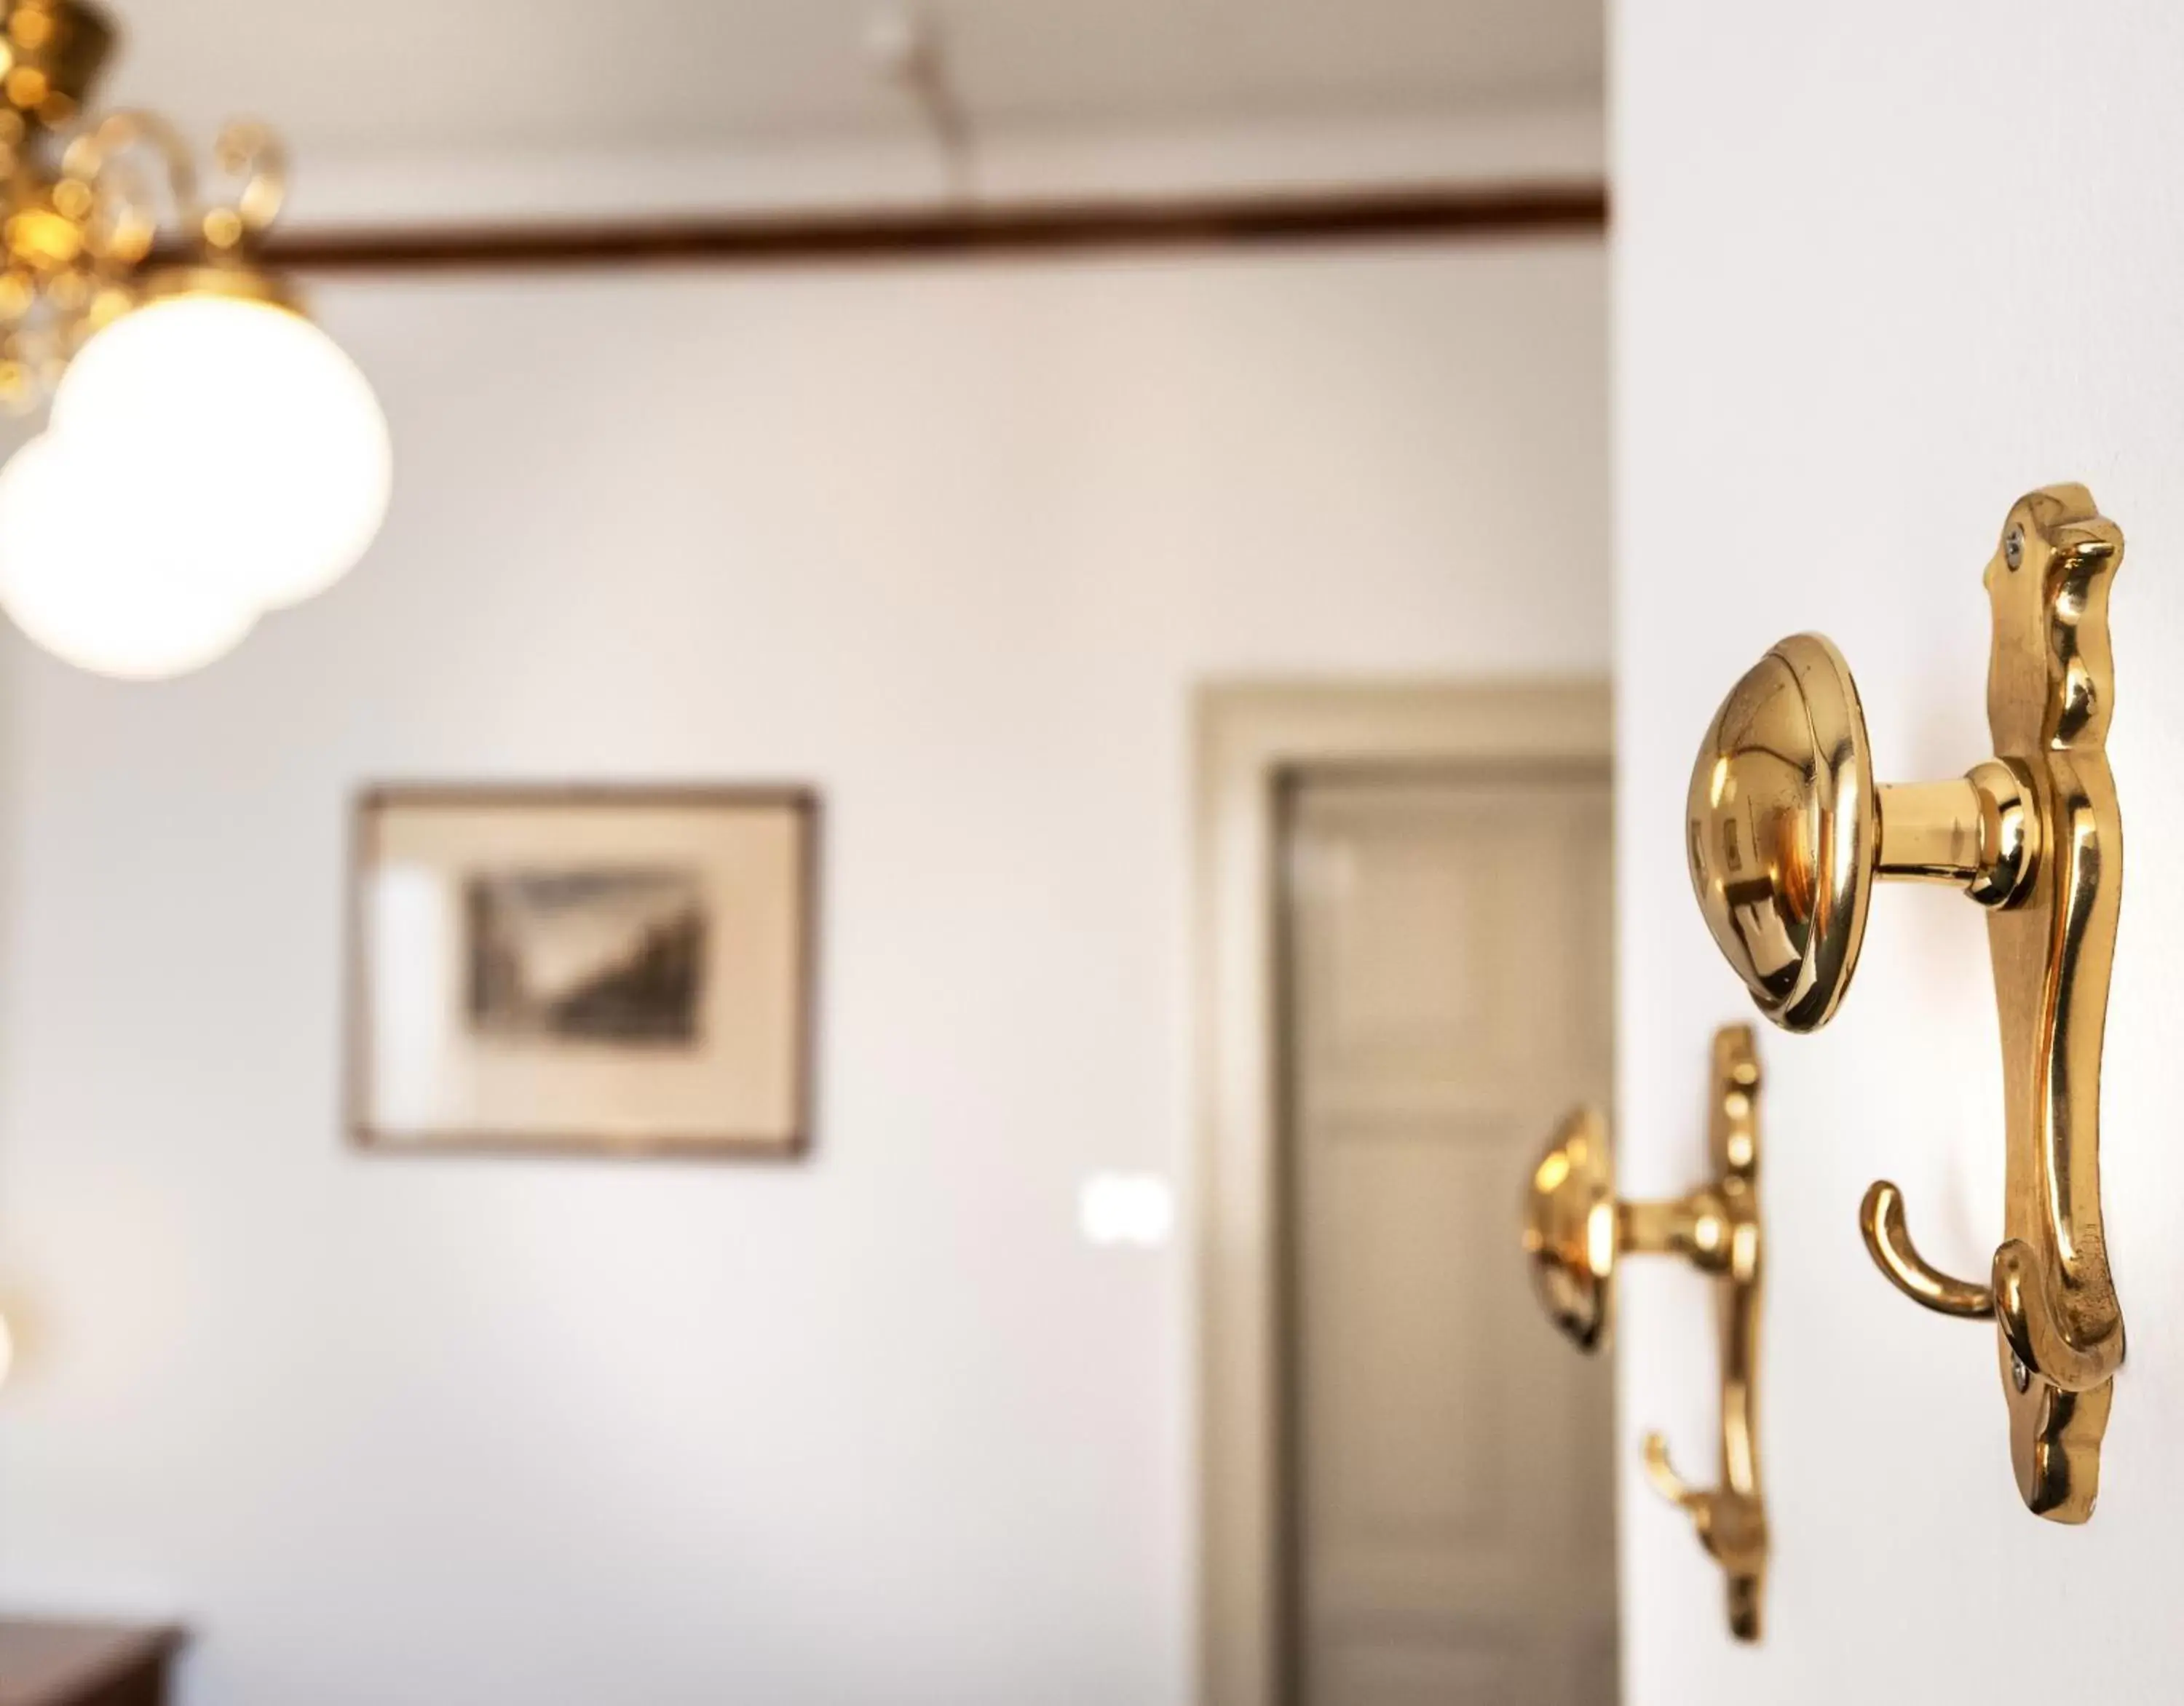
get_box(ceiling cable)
[866,6,978,202]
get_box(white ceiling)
[100,0,1602,157]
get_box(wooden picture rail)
[165,181,1606,274]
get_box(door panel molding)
[1195,679,1612,1706]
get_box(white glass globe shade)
[54,293,391,610]
[0,435,258,679]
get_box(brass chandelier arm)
[56,108,288,267]
[209,119,285,234]
[60,106,199,226]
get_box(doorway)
[1195,682,1615,1706]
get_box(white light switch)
[1078,1173,1176,1249]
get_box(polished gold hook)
[1685,485,2126,1523]
[1858,1181,1993,1319]
[1522,1025,1767,1640]
[1640,1429,1766,1642]
[1641,1429,1697,1509]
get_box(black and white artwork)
[465,868,707,1045]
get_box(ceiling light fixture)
[0,0,389,679]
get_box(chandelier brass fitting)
[0,0,389,682]
[0,0,296,409]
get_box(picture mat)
[357,795,810,1148]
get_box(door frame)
[1194,678,1612,1706]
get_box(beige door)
[1279,766,1616,1706]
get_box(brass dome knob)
[1522,1106,1615,1352]
[1687,632,2039,1033]
[1685,633,1877,1032]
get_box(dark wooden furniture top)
[0,1621,181,1706]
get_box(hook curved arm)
[1640,1424,1766,1638]
[1859,1180,1994,1319]
[1640,1429,1698,1512]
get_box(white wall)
[0,237,1607,1703]
[1617,6,2184,1701]
[288,101,1606,223]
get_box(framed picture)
[349,785,820,1157]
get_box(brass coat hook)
[1522,1025,1767,1640]
[1685,483,2124,1523]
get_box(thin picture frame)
[345,783,822,1160]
